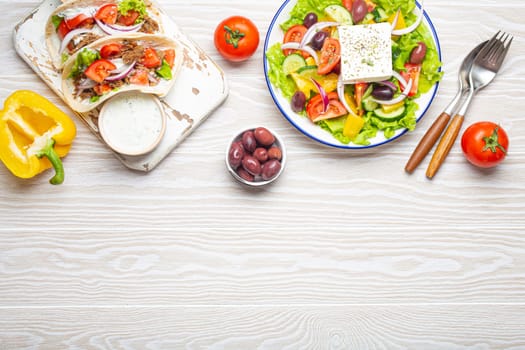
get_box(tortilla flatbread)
[61,33,182,112]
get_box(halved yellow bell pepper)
[0,90,76,184]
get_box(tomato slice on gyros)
[65,13,93,29]
[100,43,122,59]
[140,47,162,68]
[95,4,118,24]
[84,59,117,83]
[117,10,140,26]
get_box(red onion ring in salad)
[392,0,425,36]
[311,78,329,113]
[300,21,340,48]
[369,77,413,105]
[336,77,358,117]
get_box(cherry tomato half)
[318,38,341,75]
[400,63,421,97]
[84,59,117,83]
[94,4,118,24]
[342,0,353,11]
[100,43,122,59]
[214,16,260,62]
[129,69,149,85]
[140,47,162,68]
[117,10,140,26]
[283,25,308,56]
[65,13,93,30]
[163,49,175,68]
[306,92,347,122]
[461,121,509,168]
[57,19,71,40]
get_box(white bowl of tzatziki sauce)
[98,92,167,156]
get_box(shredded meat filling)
[70,33,101,52]
[121,41,145,64]
[140,15,160,34]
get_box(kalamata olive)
[253,147,268,163]
[242,155,261,176]
[310,31,328,51]
[352,0,368,23]
[291,91,306,112]
[331,61,341,75]
[371,85,394,100]
[241,130,257,153]
[261,159,281,181]
[267,146,282,161]
[237,168,255,182]
[303,12,318,28]
[254,127,275,147]
[409,42,427,64]
[228,141,244,169]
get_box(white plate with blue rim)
[263,0,441,149]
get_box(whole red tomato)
[214,16,259,62]
[461,121,509,168]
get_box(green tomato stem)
[482,126,507,154]
[36,138,65,185]
[224,25,245,49]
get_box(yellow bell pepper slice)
[0,90,76,184]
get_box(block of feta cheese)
[339,22,392,84]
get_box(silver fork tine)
[487,40,505,64]
[496,35,513,67]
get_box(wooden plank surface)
[1,0,525,348]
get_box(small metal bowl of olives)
[226,127,286,187]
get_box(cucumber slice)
[362,97,378,112]
[373,105,406,121]
[296,65,317,75]
[282,54,306,75]
[324,5,353,25]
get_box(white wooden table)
[1,0,524,348]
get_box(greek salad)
[266,0,442,146]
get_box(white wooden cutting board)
[13,0,229,172]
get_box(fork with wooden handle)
[426,31,513,179]
[404,41,487,174]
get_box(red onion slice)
[94,17,142,35]
[106,61,136,81]
[106,22,143,32]
[369,78,413,105]
[59,28,93,54]
[281,42,319,65]
[311,78,329,113]
[300,21,340,47]
[337,77,358,117]
[392,0,425,36]
[377,80,398,92]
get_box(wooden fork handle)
[426,114,465,179]
[405,112,451,173]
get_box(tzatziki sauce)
[99,92,166,156]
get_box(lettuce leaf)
[266,43,297,100]
[68,48,100,79]
[280,0,341,31]
[118,0,147,21]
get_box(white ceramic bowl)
[98,92,166,156]
[226,127,287,187]
[263,0,442,149]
